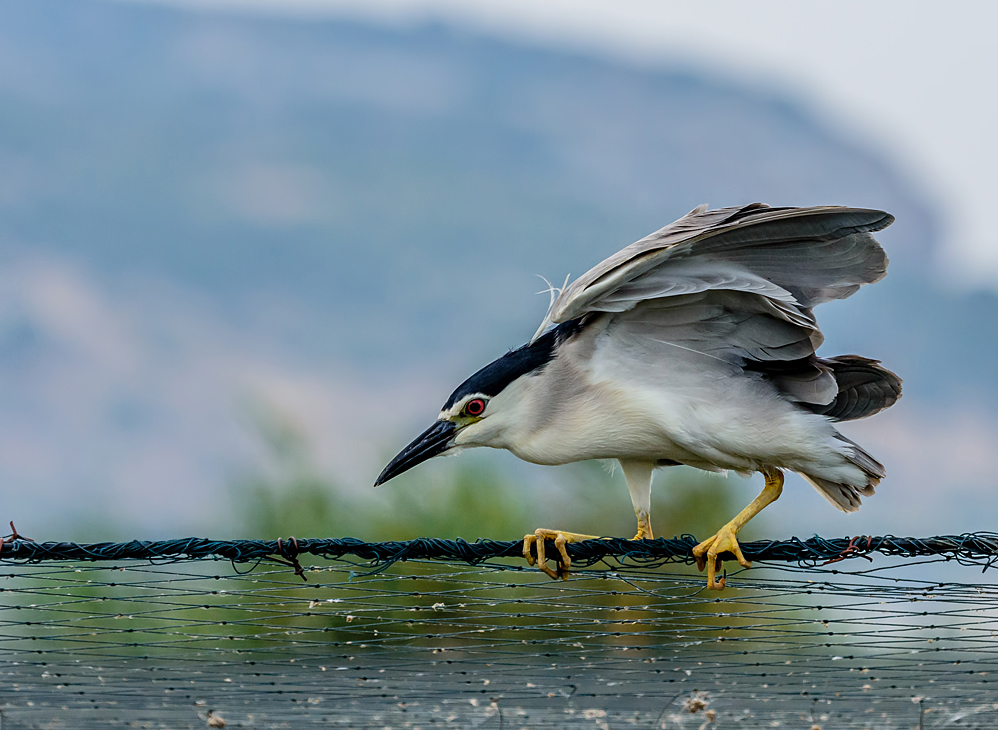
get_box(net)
[2,532,998,728]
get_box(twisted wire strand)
[2,532,998,572]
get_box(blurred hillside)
[0,0,995,537]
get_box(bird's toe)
[522,534,537,566]
[694,524,751,590]
[522,529,599,581]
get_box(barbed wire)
[3,531,998,576]
[4,531,998,727]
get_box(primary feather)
[534,203,892,337]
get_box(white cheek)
[454,417,504,448]
[454,421,485,446]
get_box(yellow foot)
[522,529,598,580]
[692,523,751,590]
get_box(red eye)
[465,398,486,416]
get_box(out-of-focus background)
[0,0,995,541]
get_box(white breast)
[493,322,840,475]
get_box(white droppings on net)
[2,557,998,727]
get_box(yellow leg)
[633,511,654,540]
[522,529,600,580]
[693,469,784,590]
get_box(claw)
[692,469,784,590]
[522,529,598,581]
[693,523,751,590]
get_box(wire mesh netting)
[3,533,998,728]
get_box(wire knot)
[0,521,34,556]
[822,535,874,565]
[275,536,307,582]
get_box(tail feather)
[803,474,876,513]
[839,434,886,481]
[806,355,902,421]
[803,435,884,513]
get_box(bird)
[375,203,902,589]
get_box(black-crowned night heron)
[375,204,902,589]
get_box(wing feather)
[536,203,893,411]
[609,291,838,405]
[534,203,892,338]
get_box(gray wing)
[534,203,892,338]
[609,290,839,405]
[538,203,893,407]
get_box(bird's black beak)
[374,420,458,486]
